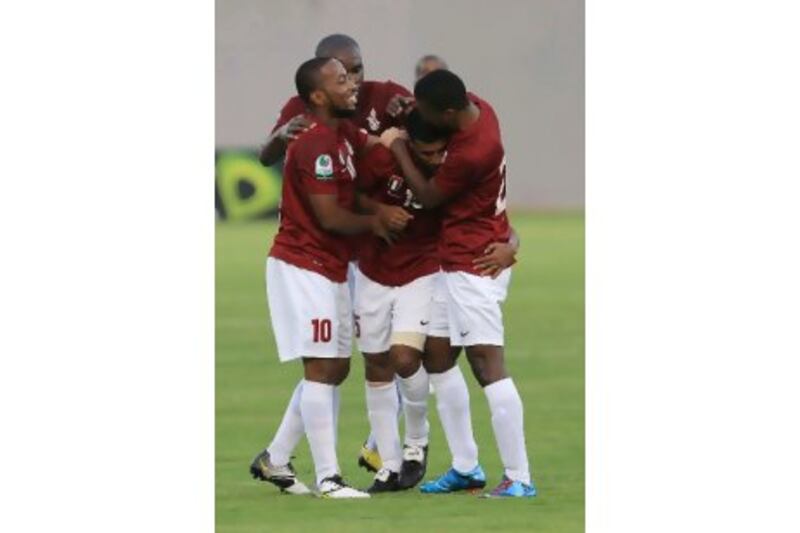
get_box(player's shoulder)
[361,143,394,167]
[279,95,306,114]
[339,119,368,139]
[458,92,501,145]
[363,79,412,97]
[468,92,497,118]
[271,96,309,132]
[357,144,396,189]
[291,121,336,155]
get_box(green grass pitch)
[216,212,584,532]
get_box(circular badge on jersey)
[315,154,334,180]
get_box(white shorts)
[428,271,452,340]
[266,257,353,362]
[353,268,437,353]
[444,269,511,347]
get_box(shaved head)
[315,34,360,57]
[314,34,365,92]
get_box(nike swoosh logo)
[460,331,469,337]
[420,320,430,326]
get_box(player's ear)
[309,89,326,108]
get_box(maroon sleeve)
[269,96,307,134]
[294,133,339,195]
[384,80,412,98]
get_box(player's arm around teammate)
[473,228,520,278]
[252,57,411,500]
[379,70,536,497]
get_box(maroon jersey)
[433,94,511,274]
[269,116,368,282]
[356,145,441,286]
[271,80,411,136]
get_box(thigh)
[392,272,436,343]
[353,267,393,354]
[445,270,511,347]
[427,271,451,341]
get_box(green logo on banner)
[215,151,282,221]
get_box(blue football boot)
[419,465,486,493]
[482,475,537,498]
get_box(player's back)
[435,94,510,273]
[269,118,362,283]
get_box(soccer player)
[258,34,413,473]
[353,110,443,492]
[356,110,521,492]
[380,70,538,497]
[415,54,449,81]
[249,56,411,499]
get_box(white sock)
[484,378,531,484]
[366,382,403,472]
[332,386,340,447]
[300,380,339,486]
[266,379,304,466]
[429,365,479,473]
[395,380,404,419]
[364,384,403,452]
[397,366,430,447]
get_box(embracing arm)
[309,194,412,243]
[259,115,311,166]
[472,226,521,278]
[356,192,415,231]
[309,194,381,235]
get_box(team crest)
[367,108,380,131]
[315,154,334,180]
[387,175,405,198]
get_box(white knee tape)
[390,331,426,351]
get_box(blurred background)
[215,0,584,219]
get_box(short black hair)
[315,34,360,57]
[295,57,332,104]
[414,69,468,112]
[406,109,447,143]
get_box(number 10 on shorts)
[311,318,332,342]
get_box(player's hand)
[379,127,408,149]
[386,95,415,117]
[370,215,400,245]
[472,242,518,278]
[277,115,311,142]
[376,203,414,232]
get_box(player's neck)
[311,107,340,129]
[457,101,480,131]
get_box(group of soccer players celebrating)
[249,34,537,499]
